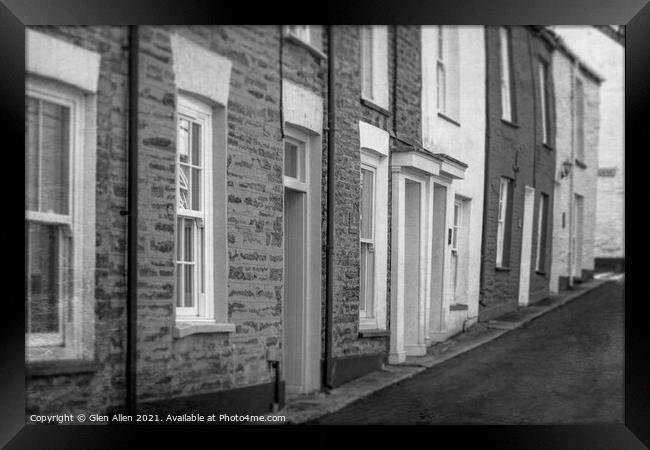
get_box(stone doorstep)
[271,278,607,424]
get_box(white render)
[421,26,486,340]
[549,46,600,293]
[551,26,624,261]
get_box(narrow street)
[313,281,624,424]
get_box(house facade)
[550,26,624,272]
[548,34,602,294]
[25,25,608,417]
[480,26,557,321]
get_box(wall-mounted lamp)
[559,159,573,180]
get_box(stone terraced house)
[24,25,606,417]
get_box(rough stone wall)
[25,26,130,415]
[134,25,320,402]
[328,26,421,359]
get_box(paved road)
[313,281,624,424]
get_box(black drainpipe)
[324,25,336,390]
[125,25,139,416]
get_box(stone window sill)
[438,111,461,127]
[575,158,587,169]
[360,97,390,116]
[358,329,390,338]
[173,321,236,339]
[450,303,469,311]
[284,34,327,60]
[27,359,100,378]
[495,266,511,272]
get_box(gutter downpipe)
[324,25,336,390]
[126,25,139,415]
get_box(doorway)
[284,188,306,395]
[404,179,422,355]
[518,186,535,306]
[572,194,584,279]
[282,127,321,396]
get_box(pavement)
[271,277,620,424]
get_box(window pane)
[179,165,190,209]
[199,226,204,294]
[179,118,190,163]
[576,79,584,160]
[284,141,298,179]
[176,217,183,261]
[184,265,194,307]
[437,63,446,112]
[361,242,375,317]
[360,168,374,239]
[361,27,373,99]
[191,168,201,211]
[27,222,60,334]
[40,101,70,215]
[500,27,512,121]
[191,122,201,166]
[184,219,193,262]
[26,97,40,211]
[176,263,183,307]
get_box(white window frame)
[360,26,389,110]
[437,27,447,114]
[451,200,462,253]
[575,77,585,161]
[358,121,389,331]
[539,60,550,145]
[496,177,510,268]
[359,162,377,320]
[283,136,309,192]
[175,95,214,321]
[285,26,323,53]
[25,76,95,362]
[535,194,547,272]
[500,26,514,122]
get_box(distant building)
[551,26,624,272]
[548,30,602,293]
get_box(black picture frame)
[2,0,644,447]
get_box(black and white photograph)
[3,0,646,445]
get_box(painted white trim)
[361,26,389,110]
[391,151,441,176]
[26,76,96,362]
[359,121,389,157]
[282,124,322,395]
[26,29,101,93]
[170,34,232,107]
[359,149,388,331]
[282,81,323,135]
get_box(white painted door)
[518,186,535,306]
[572,195,584,279]
[404,179,422,354]
[284,187,306,395]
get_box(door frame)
[518,185,536,306]
[389,167,432,362]
[282,125,321,395]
